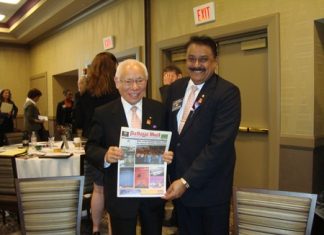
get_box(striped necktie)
[178,85,198,133]
[131,106,141,128]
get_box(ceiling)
[0,0,115,46]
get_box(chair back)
[233,187,317,235]
[16,176,84,235]
[80,155,94,220]
[4,132,22,145]
[0,157,18,223]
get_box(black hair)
[185,35,218,58]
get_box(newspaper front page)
[117,127,172,197]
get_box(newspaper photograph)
[117,127,172,197]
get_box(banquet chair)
[233,187,317,235]
[15,176,84,235]
[4,132,22,145]
[0,156,18,224]
[80,155,94,220]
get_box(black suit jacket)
[86,97,166,219]
[166,74,241,207]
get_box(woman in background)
[75,52,119,235]
[56,89,74,138]
[0,89,18,133]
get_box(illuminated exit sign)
[103,36,114,50]
[193,2,215,25]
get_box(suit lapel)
[171,79,189,133]
[112,99,128,128]
[142,98,158,130]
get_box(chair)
[233,187,317,235]
[80,155,94,220]
[4,132,22,145]
[15,176,84,235]
[0,156,18,224]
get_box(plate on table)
[38,152,73,158]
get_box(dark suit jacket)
[159,85,170,104]
[166,74,241,207]
[74,90,120,137]
[86,97,167,219]
[56,100,73,126]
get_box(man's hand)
[163,151,173,164]
[105,146,123,163]
[162,179,187,200]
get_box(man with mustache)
[163,36,241,235]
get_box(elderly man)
[86,59,173,235]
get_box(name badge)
[172,98,183,112]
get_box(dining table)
[13,141,85,179]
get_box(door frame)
[153,13,280,189]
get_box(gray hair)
[115,59,148,80]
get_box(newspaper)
[38,115,48,121]
[117,127,172,198]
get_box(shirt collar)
[187,80,204,93]
[26,97,36,105]
[121,97,143,112]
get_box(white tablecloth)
[15,141,84,179]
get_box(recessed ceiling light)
[0,0,21,4]
[0,14,5,21]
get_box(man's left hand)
[162,179,186,200]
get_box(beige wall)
[1,0,323,138]
[151,0,324,139]
[0,45,30,116]
[29,0,145,117]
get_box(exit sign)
[193,2,215,25]
[103,36,114,50]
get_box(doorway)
[52,69,78,136]
[154,14,280,189]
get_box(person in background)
[159,65,182,104]
[74,52,120,235]
[86,59,173,235]
[0,89,18,133]
[23,88,48,141]
[56,89,73,138]
[72,75,87,135]
[163,36,241,235]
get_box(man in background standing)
[159,65,182,104]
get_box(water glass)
[48,136,55,148]
[73,137,81,150]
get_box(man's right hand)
[105,146,123,163]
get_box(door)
[218,37,269,188]
[166,34,270,189]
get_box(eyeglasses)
[187,56,210,64]
[119,78,146,87]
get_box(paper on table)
[0,102,13,113]
[39,152,72,158]
[0,148,27,157]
